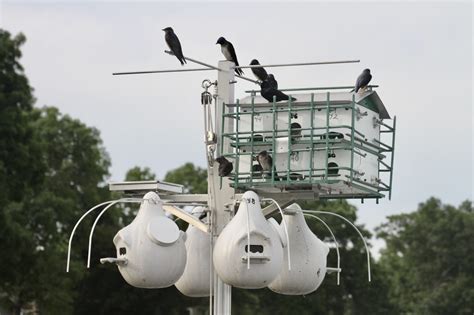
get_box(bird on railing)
[249,59,268,82]
[216,37,243,75]
[216,156,233,177]
[256,151,280,180]
[351,69,372,93]
[162,27,186,65]
[260,75,296,103]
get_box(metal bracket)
[100,257,128,266]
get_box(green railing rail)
[220,89,396,201]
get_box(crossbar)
[234,59,360,69]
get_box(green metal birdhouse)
[220,87,396,201]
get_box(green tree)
[164,163,208,194]
[377,198,474,315]
[0,30,112,312]
[125,166,156,181]
[0,29,43,207]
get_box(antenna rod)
[235,75,259,85]
[165,50,260,85]
[113,68,214,75]
[165,50,221,71]
[234,59,360,69]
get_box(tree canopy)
[377,198,474,314]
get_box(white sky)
[1,1,472,243]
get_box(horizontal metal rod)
[164,50,221,71]
[245,85,379,94]
[236,75,259,84]
[234,59,360,69]
[113,68,214,75]
[165,50,259,85]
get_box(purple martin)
[250,59,268,82]
[351,68,372,93]
[260,76,296,103]
[215,156,233,177]
[162,27,186,65]
[216,37,244,76]
[266,74,278,89]
[256,150,280,179]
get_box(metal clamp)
[100,257,128,266]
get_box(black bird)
[260,77,296,103]
[266,74,278,89]
[162,27,186,65]
[250,59,268,82]
[215,156,233,177]
[351,69,372,93]
[216,37,243,75]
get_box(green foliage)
[125,166,156,181]
[377,198,474,314]
[0,30,42,206]
[164,163,207,194]
[0,30,112,313]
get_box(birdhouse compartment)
[221,88,396,200]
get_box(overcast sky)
[1,1,472,244]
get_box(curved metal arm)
[87,199,142,268]
[264,198,292,271]
[66,200,119,272]
[66,198,141,272]
[301,210,371,282]
[303,213,341,285]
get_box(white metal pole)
[209,60,236,315]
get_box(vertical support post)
[324,92,330,179]
[350,94,356,184]
[309,93,315,183]
[286,98,292,182]
[388,116,396,200]
[272,97,277,185]
[211,60,235,315]
[250,96,255,184]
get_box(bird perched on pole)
[351,68,372,93]
[249,59,268,82]
[216,37,243,75]
[162,27,186,65]
[266,74,278,89]
[260,75,296,103]
[216,156,233,177]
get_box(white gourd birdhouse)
[213,191,284,289]
[111,192,187,288]
[268,204,330,295]
[175,207,211,297]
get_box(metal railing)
[220,88,396,201]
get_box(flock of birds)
[162,27,374,179]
